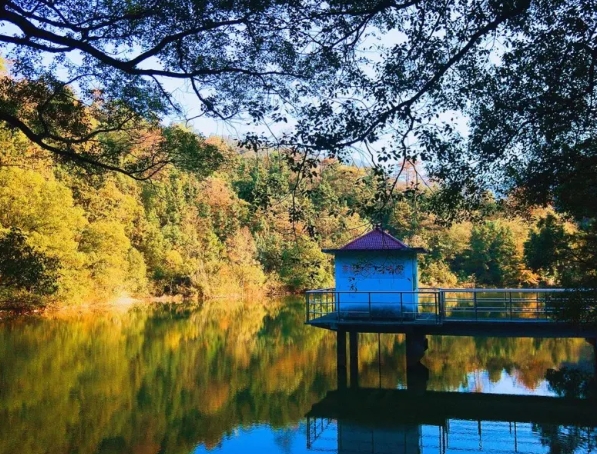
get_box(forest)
[0,121,588,308]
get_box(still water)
[0,297,595,454]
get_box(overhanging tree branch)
[334,1,530,148]
[0,111,169,180]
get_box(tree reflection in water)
[535,424,597,454]
[546,366,596,399]
[0,297,593,454]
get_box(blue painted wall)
[333,251,419,315]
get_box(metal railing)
[439,288,566,322]
[306,417,335,451]
[305,288,569,324]
[305,289,441,324]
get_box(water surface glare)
[0,297,595,454]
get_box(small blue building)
[323,226,426,317]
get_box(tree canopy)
[0,0,365,177]
[1,1,595,209]
[0,227,59,296]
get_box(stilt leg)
[337,329,347,389]
[349,331,359,388]
[406,331,429,393]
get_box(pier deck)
[307,387,597,427]
[305,288,597,338]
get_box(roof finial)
[375,223,382,231]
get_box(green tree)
[278,238,332,291]
[79,220,142,298]
[524,214,572,285]
[0,228,59,296]
[0,166,88,301]
[461,221,522,287]
[420,260,458,288]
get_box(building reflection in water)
[306,388,597,454]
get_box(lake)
[0,296,595,454]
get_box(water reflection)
[0,297,593,454]
[307,388,597,454]
[307,418,597,454]
[546,366,597,399]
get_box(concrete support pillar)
[407,361,430,394]
[337,329,347,389]
[406,330,429,394]
[349,331,359,388]
[406,331,428,367]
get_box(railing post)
[400,292,404,319]
[474,291,478,321]
[509,292,513,320]
[317,293,321,318]
[332,290,336,313]
[306,292,310,323]
[337,329,347,389]
[349,331,359,388]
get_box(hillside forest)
[0,123,589,309]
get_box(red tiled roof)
[339,226,408,250]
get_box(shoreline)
[0,290,294,318]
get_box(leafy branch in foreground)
[0,0,394,175]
